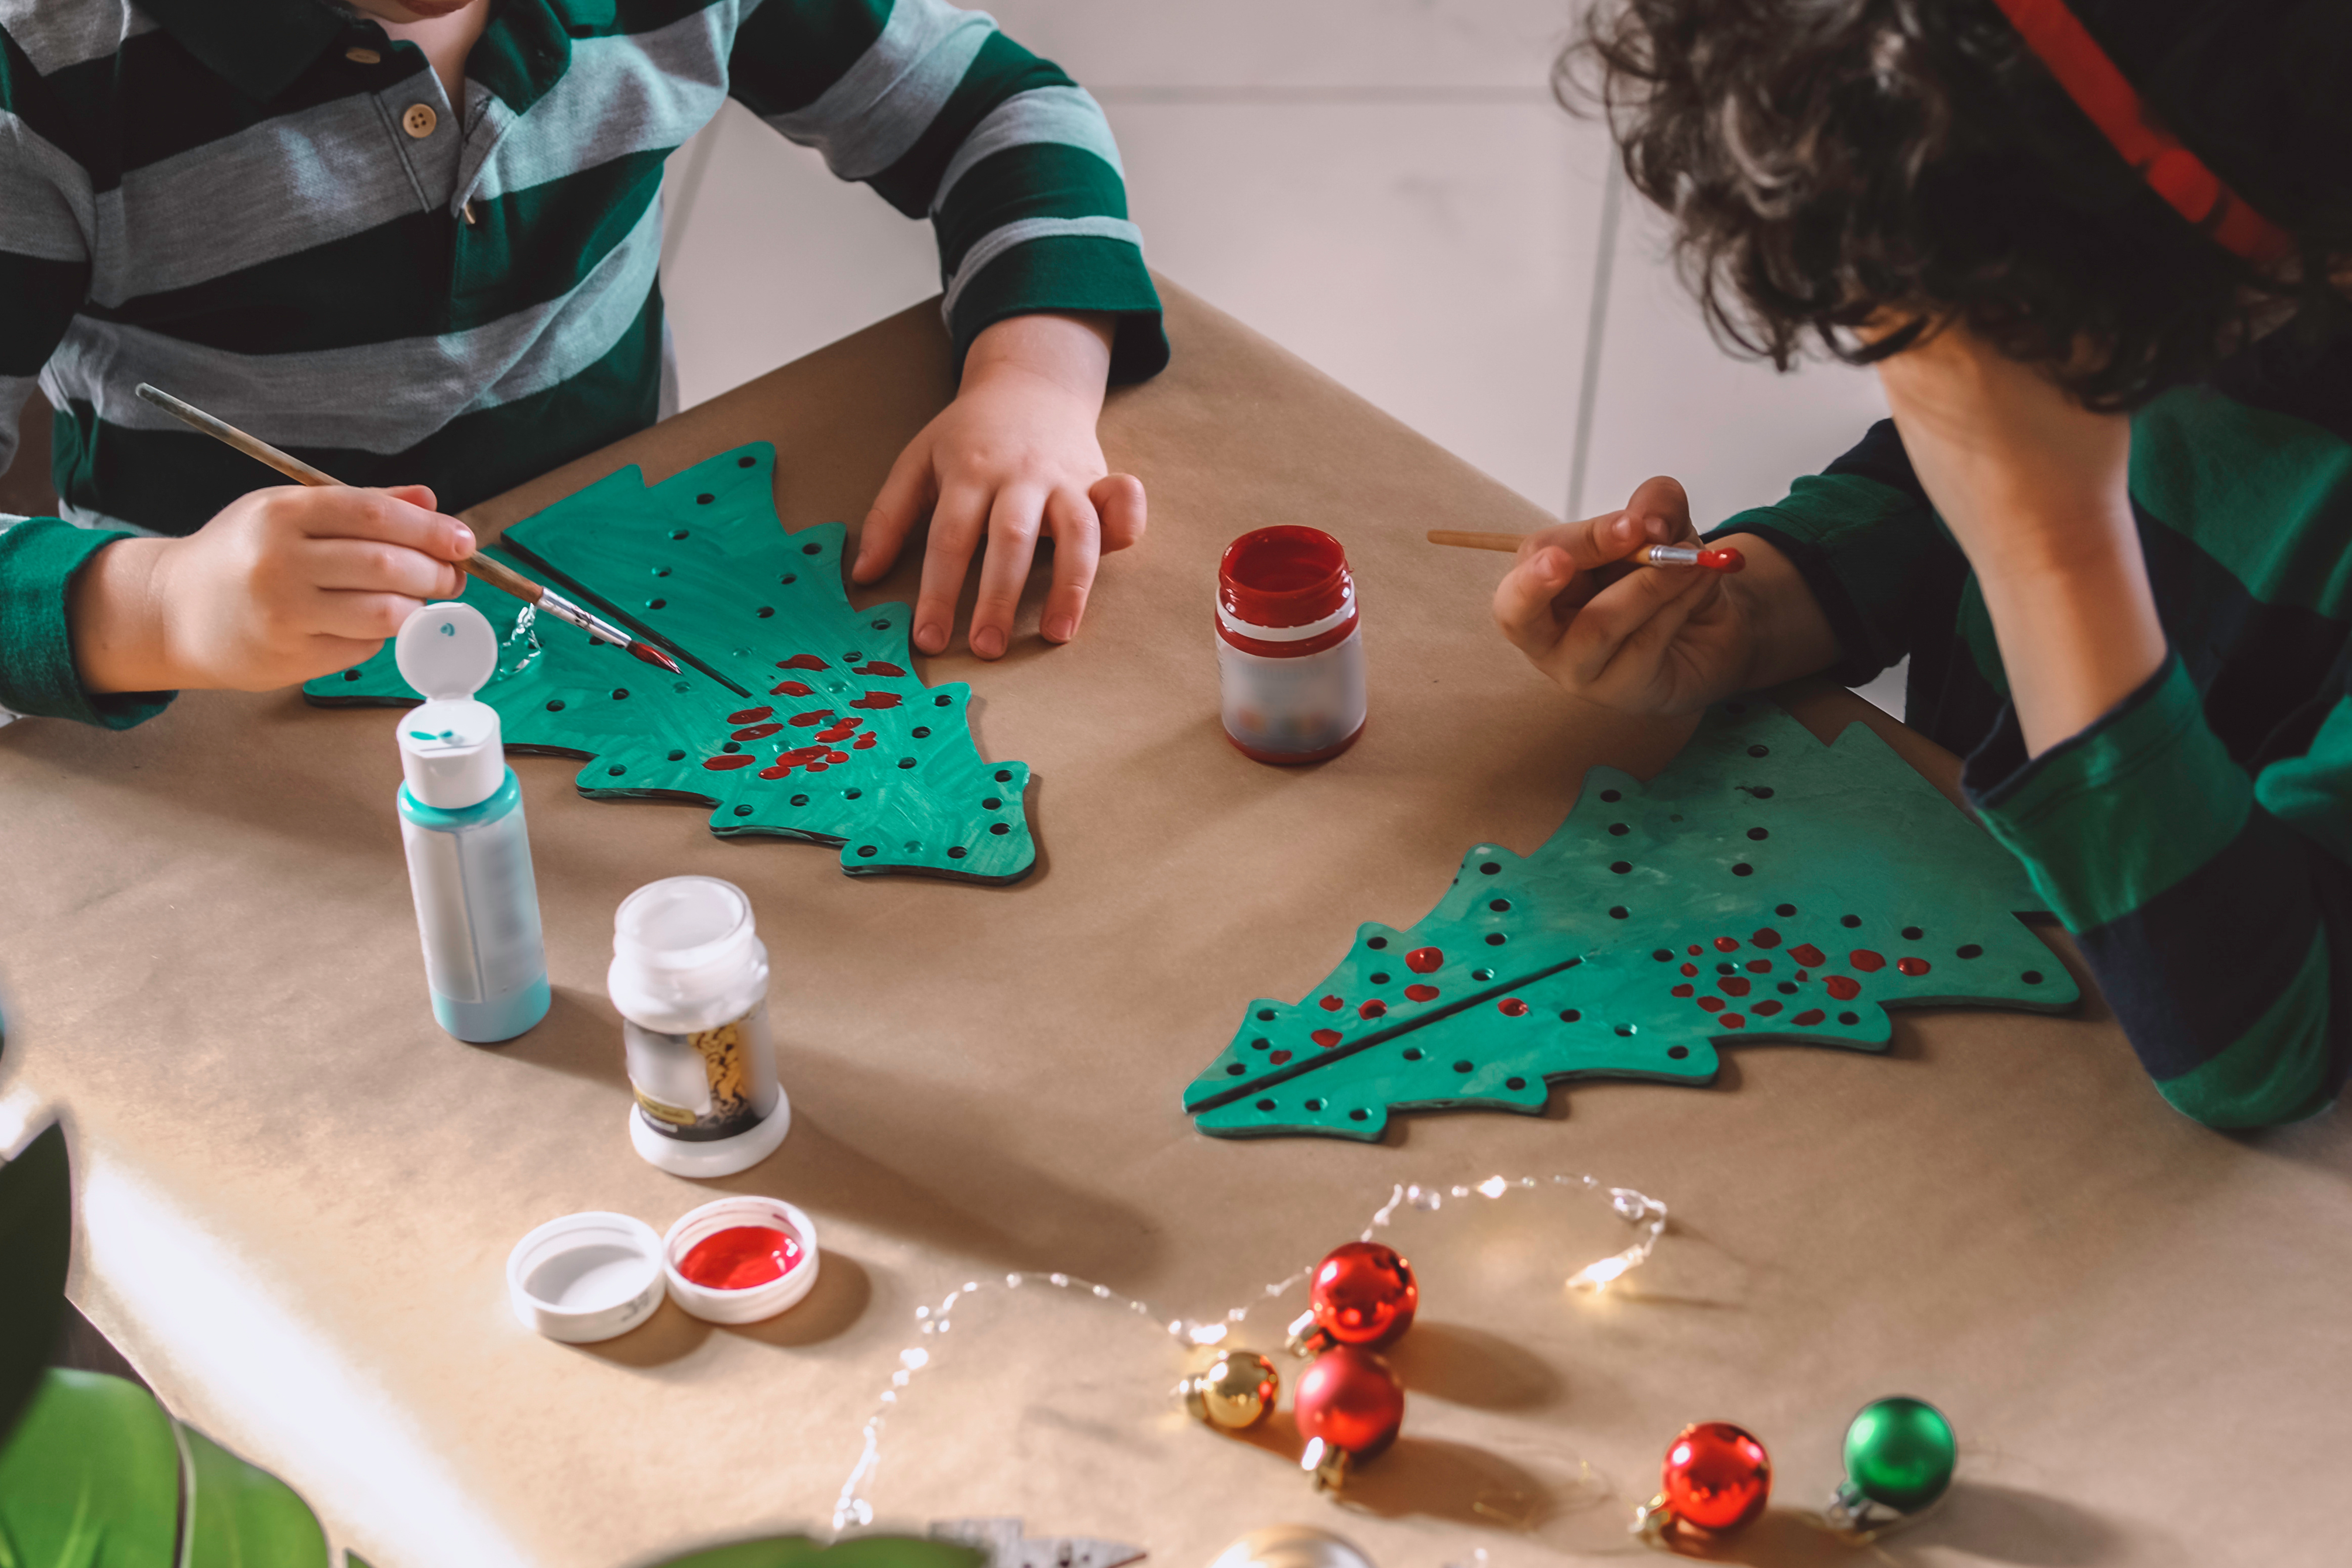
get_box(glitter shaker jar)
[608,876,789,1177]
[1216,526,1367,763]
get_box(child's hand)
[853,312,1146,659]
[71,484,473,694]
[1491,478,1757,714]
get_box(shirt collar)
[136,0,352,103]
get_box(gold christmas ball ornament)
[1203,1526,1377,1568]
[1180,1348,1281,1429]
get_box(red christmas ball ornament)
[1293,1346,1405,1463]
[1309,1241,1417,1347]
[1660,1421,1772,1532]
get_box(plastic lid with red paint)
[1219,526,1354,631]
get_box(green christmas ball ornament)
[1839,1396,1957,1515]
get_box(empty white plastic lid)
[396,600,498,701]
[614,876,755,970]
[506,1211,665,1344]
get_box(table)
[3,282,2344,1568]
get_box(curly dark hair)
[1561,0,2352,408]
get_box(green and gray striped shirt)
[0,0,1164,725]
[1716,327,2351,1130]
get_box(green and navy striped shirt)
[1719,327,2351,1130]
[0,0,1163,725]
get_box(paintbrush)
[1426,528,1745,572]
[133,382,684,675]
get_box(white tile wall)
[658,1,1907,713]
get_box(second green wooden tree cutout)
[1184,698,2079,1139]
[304,444,1035,882]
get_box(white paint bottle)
[608,876,790,1177]
[393,602,550,1043]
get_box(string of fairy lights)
[829,1173,1671,1534]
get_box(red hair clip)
[1990,0,2293,264]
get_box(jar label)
[624,1000,781,1143]
[1218,626,1367,755]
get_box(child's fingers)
[305,588,431,643]
[1601,572,1717,688]
[911,482,990,655]
[1090,473,1146,554]
[1620,474,1696,545]
[301,537,466,601]
[965,484,1050,660]
[1041,485,1102,643]
[855,436,939,585]
[289,486,474,564]
[1512,510,1653,574]
[1492,545,1578,657]
[1555,557,1714,687]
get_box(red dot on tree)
[1850,950,1886,972]
[1270,1049,1293,1064]
[1897,956,1931,976]
[1405,984,1439,1001]
[1406,947,1444,974]
[1721,1014,1746,1029]
[1696,996,1725,1013]
[779,654,829,670]
[1714,936,1741,951]
[1687,944,1702,955]
[1312,1029,1342,1048]
[1498,998,1529,1017]
[1751,929,1781,948]
[1826,975,1861,1000]
[733,723,783,741]
[703,755,755,771]
[1789,943,1826,966]
[727,705,774,724]
[1745,959,1773,973]
[1719,977,1751,997]
[770,680,815,696]
[1792,1008,1826,1026]
[1752,1000,1782,1016]
[1319,995,1344,1011]
[1359,1000,1386,1019]
[1671,984,1694,997]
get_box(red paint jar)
[1216,526,1368,763]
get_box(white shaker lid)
[395,602,506,810]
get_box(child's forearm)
[1969,520,2168,757]
[69,536,178,694]
[961,312,1115,404]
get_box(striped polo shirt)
[1716,324,2351,1129]
[0,0,1162,725]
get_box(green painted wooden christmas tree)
[304,444,1034,882]
[1184,698,2078,1139]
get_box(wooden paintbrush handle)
[458,553,543,604]
[1426,529,1526,553]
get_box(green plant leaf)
[0,1122,70,1446]
[645,1538,984,1568]
[0,1369,179,1566]
[304,444,1036,882]
[178,1423,330,1567]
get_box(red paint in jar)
[1216,526,1366,764]
[677,1225,804,1291]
